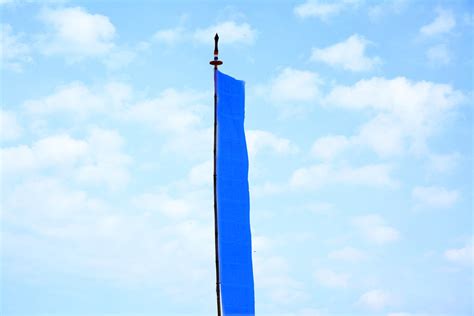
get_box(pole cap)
[210,33,223,68]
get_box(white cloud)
[308,77,464,160]
[24,83,209,163]
[24,82,102,115]
[311,135,350,160]
[154,27,184,45]
[325,76,463,113]
[247,129,297,158]
[312,117,404,160]
[426,152,460,174]
[75,128,131,190]
[294,0,361,20]
[328,246,367,262]
[194,21,256,45]
[246,131,297,197]
[103,49,136,70]
[36,6,137,67]
[23,81,131,117]
[426,44,450,65]
[355,114,404,157]
[412,186,459,209]
[311,34,381,72]
[0,23,31,71]
[312,116,404,160]
[127,88,206,134]
[0,110,23,141]
[1,128,131,190]
[1,134,88,173]
[252,235,274,254]
[2,138,215,294]
[35,134,90,166]
[4,177,108,233]
[324,77,464,155]
[358,289,393,310]
[256,67,323,116]
[155,17,254,47]
[251,233,309,306]
[444,241,473,265]
[3,180,216,303]
[420,8,456,37]
[253,254,308,305]
[368,0,408,20]
[353,214,400,244]
[161,127,213,161]
[132,191,192,219]
[1,145,36,173]
[222,129,296,198]
[38,7,116,58]
[314,268,349,288]
[251,181,286,198]
[188,159,212,187]
[290,163,397,190]
[268,67,322,104]
[126,88,212,162]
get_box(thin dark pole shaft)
[210,33,223,316]
[213,66,221,316]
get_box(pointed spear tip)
[214,34,219,54]
[210,33,223,68]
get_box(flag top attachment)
[210,33,223,69]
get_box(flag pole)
[210,33,223,316]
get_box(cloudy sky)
[1,0,472,315]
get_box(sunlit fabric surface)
[216,70,255,315]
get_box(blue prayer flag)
[216,70,255,315]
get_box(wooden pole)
[210,33,223,316]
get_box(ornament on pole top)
[214,33,219,56]
[210,33,223,69]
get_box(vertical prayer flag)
[216,70,255,315]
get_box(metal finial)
[214,33,219,56]
[210,33,223,69]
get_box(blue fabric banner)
[216,70,255,315]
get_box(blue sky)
[0,0,472,315]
